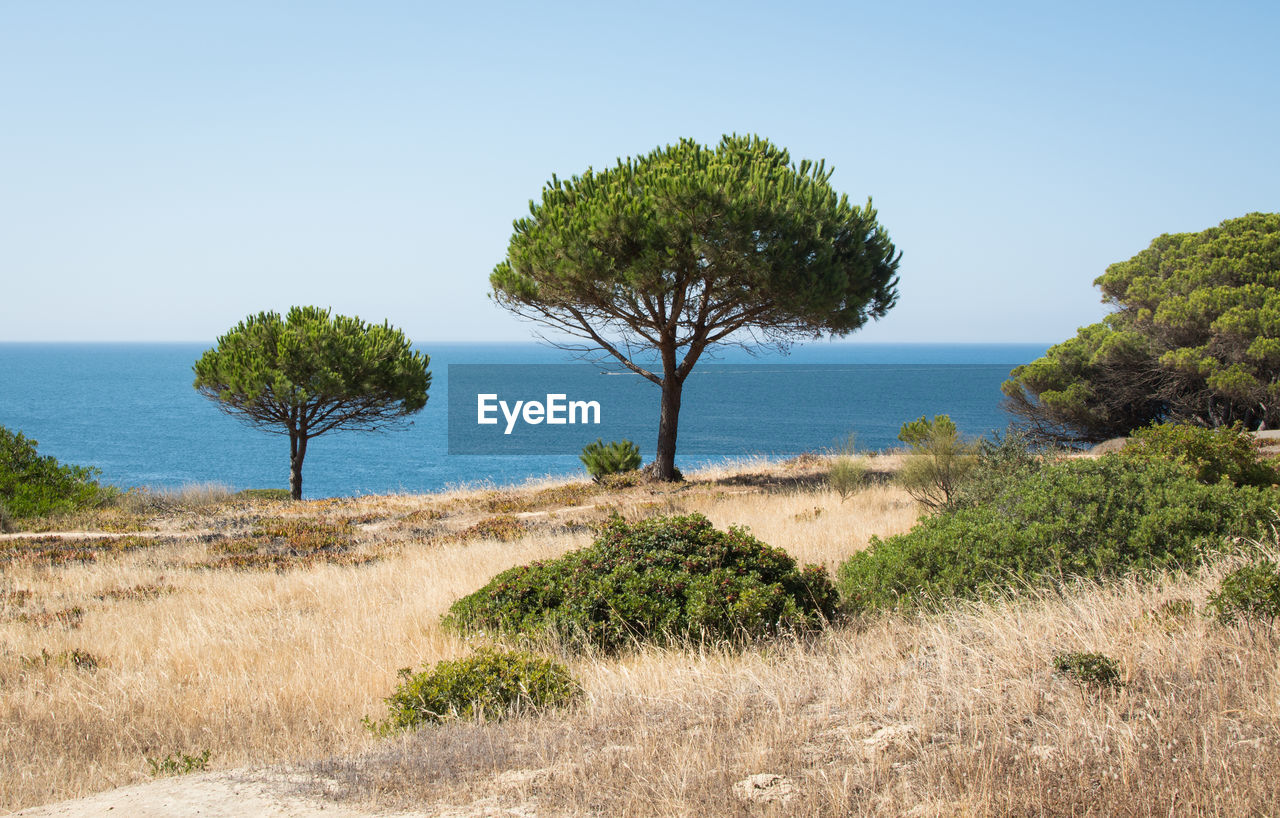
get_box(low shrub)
[250,517,354,547]
[200,518,370,570]
[1121,422,1279,487]
[895,415,978,510]
[1207,560,1280,626]
[235,488,292,501]
[366,648,579,734]
[599,470,643,489]
[147,749,211,777]
[483,482,599,513]
[953,427,1049,508]
[580,439,642,482]
[0,426,115,520]
[444,513,839,652]
[452,515,528,543]
[827,456,868,502]
[837,456,1278,615]
[1054,651,1123,688]
[19,648,99,672]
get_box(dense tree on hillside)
[491,134,901,480]
[1003,213,1280,443]
[0,426,112,520]
[193,306,430,499]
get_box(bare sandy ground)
[9,770,435,818]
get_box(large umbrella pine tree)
[490,135,901,480]
[194,306,430,499]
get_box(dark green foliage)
[491,135,900,480]
[579,439,642,481]
[953,428,1048,508]
[444,513,839,652]
[1207,561,1280,626]
[1004,213,1280,442]
[366,648,579,734]
[1054,651,1123,688]
[895,415,978,510]
[1121,422,1279,487]
[0,426,113,520]
[193,306,430,499]
[836,455,1278,614]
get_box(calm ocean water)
[0,342,1046,498]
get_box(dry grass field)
[2,455,1279,816]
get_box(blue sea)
[0,342,1047,498]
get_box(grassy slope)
[2,456,1278,816]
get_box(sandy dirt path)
[9,771,434,818]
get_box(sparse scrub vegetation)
[449,515,528,543]
[5,454,1280,815]
[19,648,100,672]
[482,482,600,513]
[235,488,293,501]
[198,517,376,570]
[0,534,155,567]
[366,648,579,735]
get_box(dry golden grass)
[2,455,1278,815]
[313,563,1280,817]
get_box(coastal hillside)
[3,454,1279,816]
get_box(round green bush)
[837,455,1279,615]
[1207,560,1280,626]
[443,513,839,651]
[367,648,579,734]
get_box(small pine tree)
[580,439,642,482]
[896,415,977,510]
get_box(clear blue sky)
[2,0,1276,344]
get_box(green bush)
[0,426,114,519]
[953,428,1048,506]
[895,415,978,510]
[1054,651,1123,688]
[837,455,1278,615]
[1120,422,1279,487]
[827,456,867,501]
[366,648,579,734]
[147,749,211,777]
[1207,560,1280,626]
[580,439,643,482]
[444,513,839,652]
